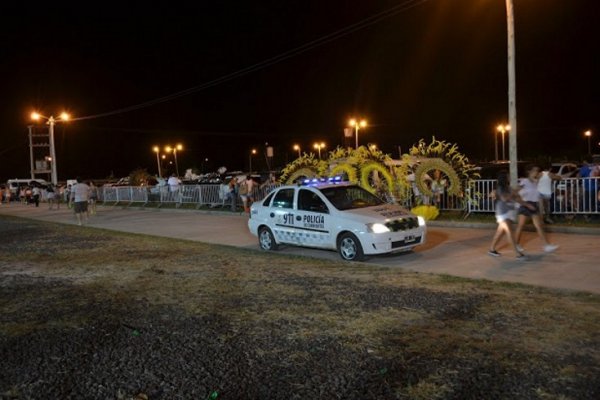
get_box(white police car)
[248,178,426,261]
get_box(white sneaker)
[516,245,524,252]
[543,244,558,253]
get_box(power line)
[73,0,429,122]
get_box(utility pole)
[506,0,518,186]
[48,117,58,185]
[28,126,35,179]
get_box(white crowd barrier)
[98,178,600,215]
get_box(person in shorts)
[514,165,558,253]
[70,177,90,226]
[488,170,527,260]
[239,175,255,213]
[88,181,98,215]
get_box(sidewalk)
[1,203,599,294]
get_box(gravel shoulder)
[1,216,599,399]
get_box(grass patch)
[1,215,599,399]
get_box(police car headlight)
[367,223,390,233]
[417,216,426,226]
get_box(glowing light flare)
[496,124,511,132]
[348,118,367,128]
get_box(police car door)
[270,188,297,244]
[294,188,333,249]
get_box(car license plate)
[405,235,415,243]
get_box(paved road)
[1,204,599,294]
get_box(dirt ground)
[1,216,599,399]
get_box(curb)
[428,220,600,235]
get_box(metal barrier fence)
[98,178,600,215]
[100,183,282,209]
[464,178,600,215]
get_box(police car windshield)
[319,185,384,210]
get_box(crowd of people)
[0,185,44,206]
[0,178,99,225]
[223,173,278,213]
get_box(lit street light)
[152,146,162,178]
[249,148,257,172]
[165,144,183,176]
[496,124,511,161]
[584,130,592,155]
[313,142,326,159]
[293,144,301,158]
[31,111,70,185]
[348,118,367,149]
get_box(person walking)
[88,181,98,215]
[537,164,561,224]
[514,165,558,253]
[488,170,527,260]
[228,176,238,212]
[46,184,57,210]
[167,173,181,202]
[32,186,41,207]
[578,157,599,216]
[70,178,90,226]
[240,175,255,213]
[3,186,11,205]
[64,184,72,208]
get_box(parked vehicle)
[550,163,579,178]
[248,178,427,261]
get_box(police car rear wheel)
[258,227,278,251]
[338,233,364,261]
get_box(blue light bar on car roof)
[300,175,344,186]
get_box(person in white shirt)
[537,164,561,224]
[70,177,90,226]
[167,174,180,192]
[32,186,41,207]
[515,165,558,253]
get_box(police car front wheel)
[337,233,365,261]
[258,227,278,251]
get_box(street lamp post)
[165,144,183,176]
[152,146,162,178]
[31,111,70,186]
[494,128,498,162]
[496,124,510,161]
[584,130,592,155]
[249,149,257,172]
[348,118,367,149]
[313,142,325,159]
[293,144,301,158]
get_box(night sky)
[1,0,598,181]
